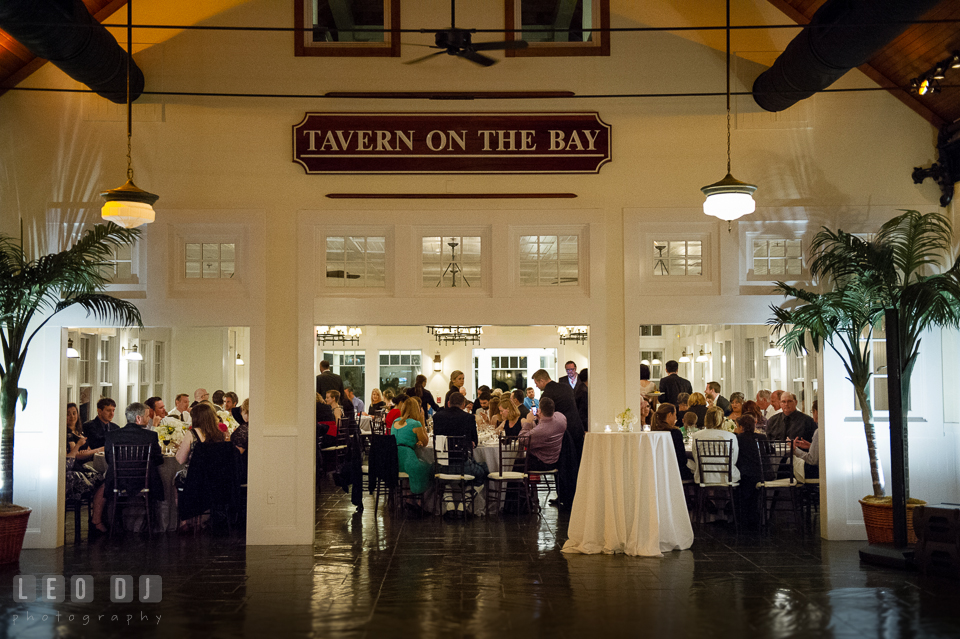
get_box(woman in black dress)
[411,375,440,419]
[651,403,693,481]
[735,414,768,529]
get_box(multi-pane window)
[78,336,93,386]
[491,355,530,393]
[186,243,235,279]
[320,350,366,400]
[153,342,164,401]
[99,243,133,281]
[326,236,385,288]
[653,240,701,276]
[379,351,421,395]
[640,325,662,337]
[506,0,610,57]
[422,236,481,288]
[99,336,114,391]
[753,239,802,276]
[520,235,578,286]
[640,351,664,379]
[745,338,757,400]
[295,0,399,57]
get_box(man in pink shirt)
[521,397,566,471]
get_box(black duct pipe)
[752,0,940,112]
[0,0,144,104]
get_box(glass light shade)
[701,173,757,221]
[695,347,710,363]
[101,179,159,228]
[651,358,661,365]
[640,359,650,366]
[764,341,783,357]
[123,344,143,361]
[433,353,442,372]
[678,350,690,363]
[236,354,244,366]
[66,338,79,359]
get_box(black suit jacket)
[541,380,585,443]
[658,374,693,407]
[574,384,589,431]
[766,410,817,442]
[432,407,478,448]
[82,417,120,451]
[104,424,164,499]
[715,395,732,416]
[231,406,246,426]
[316,370,345,397]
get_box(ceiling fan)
[406,0,529,67]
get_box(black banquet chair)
[179,442,242,533]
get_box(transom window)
[379,350,421,395]
[422,236,481,288]
[321,350,366,400]
[325,236,386,288]
[520,235,578,286]
[295,0,400,57]
[99,243,133,281]
[653,240,702,276]
[753,239,802,276]
[640,325,663,336]
[185,243,235,279]
[506,0,610,57]
[640,350,664,379]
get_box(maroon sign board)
[293,112,611,174]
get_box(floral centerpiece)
[217,410,240,437]
[615,408,639,433]
[157,417,187,452]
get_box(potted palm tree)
[0,223,142,562]
[770,210,960,546]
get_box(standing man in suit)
[83,398,120,451]
[704,382,731,416]
[104,403,165,531]
[564,361,581,390]
[658,360,693,407]
[533,369,585,512]
[316,360,345,397]
[432,392,479,448]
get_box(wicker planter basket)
[0,506,32,564]
[859,498,924,545]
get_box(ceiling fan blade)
[457,50,497,67]
[471,39,529,52]
[405,50,446,65]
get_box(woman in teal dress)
[392,397,432,494]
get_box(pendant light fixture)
[701,0,757,222]
[236,353,245,366]
[100,0,159,228]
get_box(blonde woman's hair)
[687,392,707,407]
[500,399,520,422]
[704,406,725,430]
[396,397,421,428]
[450,370,464,385]
[371,388,382,403]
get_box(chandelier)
[427,325,482,345]
[316,326,362,345]
[557,326,588,344]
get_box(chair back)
[435,435,471,473]
[758,439,796,484]
[694,438,734,486]
[367,434,400,492]
[370,414,386,435]
[179,442,241,520]
[498,436,525,473]
[109,444,153,496]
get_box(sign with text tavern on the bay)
[292,113,611,174]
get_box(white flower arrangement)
[157,417,187,449]
[615,408,639,433]
[217,409,240,436]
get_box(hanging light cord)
[126,0,133,181]
[725,0,732,176]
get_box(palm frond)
[876,210,954,285]
[55,294,143,328]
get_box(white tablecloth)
[562,431,694,557]
[418,443,501,515]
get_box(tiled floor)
[2,482,959,638]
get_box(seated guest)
[766,392,816,442]
[168,393,192,425]
[233,399,250,454]
[511,389,531,420]
[483,395,503,429]
[520,397,566,471]
[212,390,225,409]
[144,396,167,429]
[316,391,335,424]
[345,387,364,417]
[369,388,386,414]
[473,391,492,422]
[392,397,431,494]
[194,388,209,403]
[638,364,657,400]
[223,392,245,426]
[741,400,767,434]
[104,402,164,527]
[675,392,691,425]
[67,402,101,462]
[793,401,820,480]
[497,400,524,438]
[65,403,107,534]
[690,406,740,485]
[686,392,708,429]
[433,392,478,447]
[523,387,539,412]
[651,403,693,481]
[176,403,226,467]
[735,414,767,529]
[384,401,402,434]
[681,411,699,435]
[640,398,651,426]
[382,388,396,408]
[727,392,745,422]
[83,398,120,451]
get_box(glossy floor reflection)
[2,480,959,638]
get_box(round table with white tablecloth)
[416,440,501,515]
[562,431,694,557]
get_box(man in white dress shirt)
[168,393,193,425]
